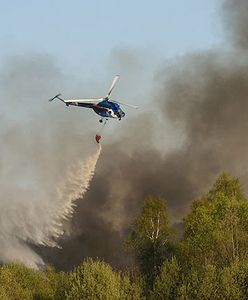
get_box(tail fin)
[49,93,64,103]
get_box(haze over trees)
[2,173,248,299]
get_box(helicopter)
[49,75,138,123]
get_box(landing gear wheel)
[99,119,103,123]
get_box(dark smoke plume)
[222,0,248,49]
[41,0,248,270]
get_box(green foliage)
[2,173,248,299]
[46,266,70,300]
[66,258,122,300]
[151,257,181,300]
[0,261,144,300]
[127,196,173,287]
[184,264,219,300]
[173,258,248,300]
[120,274,145,300]
[0,286,8,300]
[219,257,248,299]
[180,173,248,268]
[172,264,220,300]
[209,172,245,200]
[0,264,54,299]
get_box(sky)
[0,0,221,78]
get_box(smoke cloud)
[41,0,248,270]
[222,0,248,49]
[0,55,102,268]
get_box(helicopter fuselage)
[68,99,126,120]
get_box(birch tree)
[127,196,173,288]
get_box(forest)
[1,172,248,299]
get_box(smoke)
[40,0,248,270]
[0,55,102,268]
[222,0,248,50]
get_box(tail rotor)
[49,93,64,103]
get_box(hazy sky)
[0,0,221,77]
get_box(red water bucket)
[95,134,101,143]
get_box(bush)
[0,264,54,300]
[66,258,122,300]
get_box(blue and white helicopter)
[49,75,138,123]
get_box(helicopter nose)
[118,110,125,118]
[117,109,125,118]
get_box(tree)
[180,173,248,268]
[46,266,70,300]
[176,264,219,300]
[151,257,181,300]
[127,196,173,288]
[216,257,248,299]
[0,263,54,300]
[120,274,145,300]
[66,258,122,300]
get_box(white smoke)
[0,145,101,268]
[0,54,103,268]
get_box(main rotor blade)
[106,75,120,98]
[64,98,102,103]
[112,99,139,109]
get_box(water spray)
[0,143,102,268]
